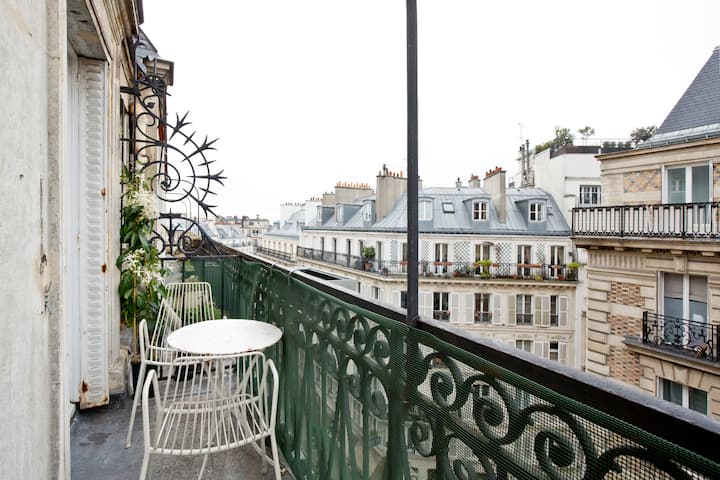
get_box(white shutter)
[492,294,503,325]
[449,293,460,324]
[505,294,516,325]
[538,295,550,327]
[360,283,371,298]
[534,341,549,359]
[419,292,433,320]
[79,59,109,409]
[464,294,474,324]
[377,288,385,303]
[558,296,568,327]
[559,342,567,365]
[391,291,401,308]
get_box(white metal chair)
[165,281,216,324]
[139,352,282,480]
[126,281,216,447]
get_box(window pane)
[689,387,708,414]
[661,379,683,405]
[689,275,707,303]
[667,168,686,204]
[691,165,710,203]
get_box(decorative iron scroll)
[121,37,228,256]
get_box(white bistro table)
[167,319,282,355]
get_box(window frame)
[419,200,433,221]
[579,185,601,206]
[474,293,491,323]
[659,378,707,415]
[441,202,455,213]
[472,200,488,221]
[529,202,545,222]
[516,294,533,325]
[433,292,450,321]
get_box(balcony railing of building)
[572,201,720,239]
[255,246,295,263]
[643,311,719,362]
[171,253,719,479]
[297,247,578,281]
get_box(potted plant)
[362,245,376,271]
[117,170,167,378]
[567,261,580,281]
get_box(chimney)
[468,174,481,188]
[484,166,507,223]
[376,164,407,221]
[455,177,462,189]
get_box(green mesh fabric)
[184,256,720,480]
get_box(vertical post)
[406,0,419,329]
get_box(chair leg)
[139,450,150,480]
[269,431,282,480]
[126,361,146,448]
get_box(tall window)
[472,201,488,221]
[401,242,408,273]
[433,292,449,321]
[549,341,560,361]
[515,339,532,352]
[662,273,708,346]
[529,202,544,222]
[474,293,491,323]
[435,243,449,274]
[660,379,707,415]
[517,244,531,276]
[665,164,710,204]
[579,185,601,206]
[516,295,533,325]
[419,200,433,221]
[335,206,343,223]
[549,246,564,277]
[550,295,559,326]
[362,203,371,221]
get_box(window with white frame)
[371,286,380,300]
[515,339,532,352]
[516,295,533,325]
[442,202,455,213]
[549,341,560,361]
[659,378,707,415]
[434,243,449,274]
[419,200,433,220]
[549,245,564,277]
[362,203,371,221]
[335,206,343,223]
[665,164,711,204]
[662,273,707,346]
[517,244,532,276]
[529,202,544,222]
[472,201,488,221]
[474,293,491,323]
[433,292,449,321]
[579,185,601,206]
[550,295,559,326]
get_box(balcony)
[296,247,577,282]
[642,311,719,362]
[572,201,720,240]
[115,253,716,478]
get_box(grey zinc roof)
[264,209,304,240]
[310,186,570,235]
[645,46,720,146]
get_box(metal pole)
[406,0,419,329]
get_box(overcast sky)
[142,1,720,221]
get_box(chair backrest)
[148,351,278,454]
[142,299,182,358]
[164,281,215,325]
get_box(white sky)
[142,0,720,222]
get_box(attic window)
[442,202,455,213]
[529,202,545,222]
[472,201,488,221]
[419,200,433,221]
[335,206,343,223]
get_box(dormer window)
[362,204,371,222]
[316,208,322,223]
[472,201,488,221]
[335,206,343,223]
[442,202,455,213]
[419,200,433,221]
[529,202,544,222]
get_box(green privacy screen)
[185,256,720,480]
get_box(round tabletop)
[166,319,283,355]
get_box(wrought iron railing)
[572,202,720,239]
[255,246,295,263]
[177,254,719,479]
[296,247,577,281]
[643,311,719,362]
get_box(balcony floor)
[71,393,289,479]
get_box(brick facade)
[608,345,642,386]
[608,281,643,308]
[623,169,661,194]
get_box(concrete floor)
[71,394,290,480]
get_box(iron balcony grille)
[296,247,578,281]
[643,311,719,362]
[572,201,720,239]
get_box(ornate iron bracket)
[121,34,228,257]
